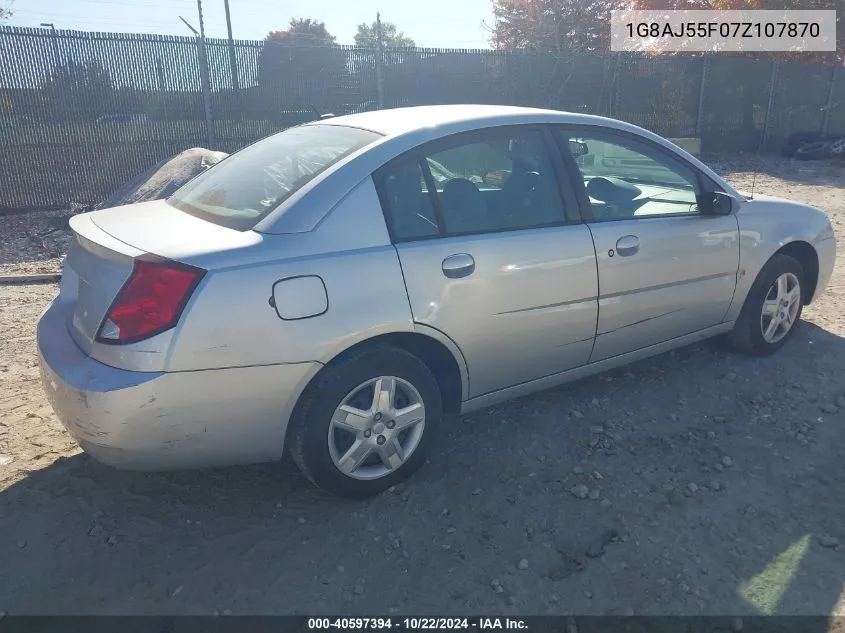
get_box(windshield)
[168,124,381,231]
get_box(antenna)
[750,169,757,200]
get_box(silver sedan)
[37,105,837,498]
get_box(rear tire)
[287,345,442,499]
[727,254,804,356]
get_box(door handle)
[442,253,475,279]
[615,235,640,257]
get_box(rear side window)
[375,127,569,242]
[168,125,381,231]
[377,158,440,241]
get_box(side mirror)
[569,139,590,157]
[698,191,741,215]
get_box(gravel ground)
[1,155,844,617]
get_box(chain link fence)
[0,25,842,212]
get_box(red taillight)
[96,259,205,345]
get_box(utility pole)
[375,12,384,109]
[223,0,240,91]
[180,3,215,148]
[40,23,61,71]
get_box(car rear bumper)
[37,299,321,471]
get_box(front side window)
[561,130,701,221]
[376,127,568,241]
[168,124,381,231]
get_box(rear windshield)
[167,124,381,231]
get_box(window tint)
[377,128,568,241]
[168,124,380,231]
[431,129,566,235]
[378,158,440,241]
[563,131,700,221]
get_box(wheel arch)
[310,327,469,417]
[773,240,819,305]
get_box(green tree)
[40,60,115,121]
[491,0,620,51]
[354,19,415,48]
[257,18,347,115]
[265,18,337,46]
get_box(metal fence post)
[197,35,215,148]
[822,66,837,135]
[375,17,385,109]
[695,54,709,140]
[759,61,779,153]
[610,56,620,118]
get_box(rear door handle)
[615,235,640,257]
[442,253,475,279]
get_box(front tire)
[727,254,804,356]
[287,345,442,498]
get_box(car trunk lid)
[63,200,254,366]
[64,213,143,355]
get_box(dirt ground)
[1,155,844,618]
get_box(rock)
[591,398,600,405]
[297,517,306,524]
[713,415,726,423]
[17,541,26,549]
[569,481,591,499]
[820,403,838,414]
[667,490,684,506]
[721,456,733,467]
[706,431,717,440]
[572,410,584,419]
[106,535,118,546]
[518,559,529,570]
[731,617,744,632]
[585,591,593,599]
[548,556,586,580]
[572,466,585,475]
[836,396,845,408]
[817,534,839,549]
[707,480,723,491]
[588,489,601,501]
[471,488,482,496]
[590,426,604,434]
[88,524,104,538]
[593,470,604,480]
[713,463,725,473]
[0,454,12,467]
[585,528,619,558]
[97,147,229,210]
[687,483,699,493]
[624,607,635,617]
[669,413,679,422]
[600,498,612,508]
[589,438,601,449]
[353,583,364,596]
[446,527,457,534]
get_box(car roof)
[310,104,582,137]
